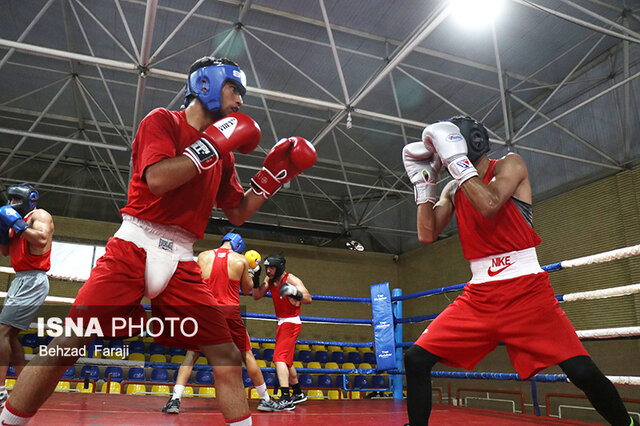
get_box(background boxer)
[1,56,316,426]
[401,116,635,426]
[252,254,311,410]
[0,183,53,409]
[162,233,286,414]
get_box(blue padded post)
[392,287,403,400]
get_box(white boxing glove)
[422,121,478,184]
[402,142,442,205]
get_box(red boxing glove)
[251,137,317,199]
[183,112,261,174]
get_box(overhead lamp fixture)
[346,112,353,130]
[346,239,364,252]
[450,0,503,27]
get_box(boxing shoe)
[291,392,307,404]
[0,390,7,410]
[257,398,287,412]
[162,397,180,414]
[277,397,296,411]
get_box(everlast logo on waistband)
[158,238,174,252]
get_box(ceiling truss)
[1,0,638,253]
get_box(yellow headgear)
[245,250,261,269]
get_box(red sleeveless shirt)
[205,247,241,306]
[268,273,300,318]
[9,211,51,272]
[454,159,541,260]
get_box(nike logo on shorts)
[487,263,512,277]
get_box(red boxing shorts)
[68,237,232,351]
[222,309,251,352]
[414,272,588,379]
[273,322,302,366]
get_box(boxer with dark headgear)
[253,253,311,410]
[0,183,53,411]
[447,116,490,165]
[6,183,39,217]
[401,117,635,426]
[263,254,285,280]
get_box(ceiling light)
[346,239,364,252]
[450,0,503,27]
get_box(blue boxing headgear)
[184,60,247,119]
[7,183,38,217]
[221,232,245,254]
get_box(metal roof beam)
[0,78,72,172]
[557,0,640,39]
[72,0,138,62]
[149,0,205,64]
[0,0,54,73]
[514,70,640,144]
[0,127,129,152]
[319,0,349,104]
[0,38,429,130]
[132,0,158,131]
[516,0,640,44]
[311,3,451,145]
[513,32,608,141]
[68,0,132,143]
[510,94,620,166]
[491,23,511,143]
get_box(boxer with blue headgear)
[221,232,245,254]
[184,57,247,121]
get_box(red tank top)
[9,211,51,272]
[455,160,542,260]
[205,248,241,306]
[268,273,301,318]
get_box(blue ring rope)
[139,306,372,325]
[143,361,567,383]
[241,312,372,324]
[239,291,370,303]
[395,314,438,324]
[249,337,374,347]
[137,255,599,340]
[391,260,566,302]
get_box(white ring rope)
[576,326,640,339]
[606,376,640,386]
[0,266,86,282]
[560,244,640,268]
[561,283,640,302]
[2,245,639,337]
[0,292,75,304]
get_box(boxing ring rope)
[1,243,639,414]
[392,243,640,302]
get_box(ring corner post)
[392,287,403,400]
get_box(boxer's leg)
[560,356,633,426]
[0,335,93,424]
[162,350,198,414]
[404,345,440,426]
[201,342,250,423]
